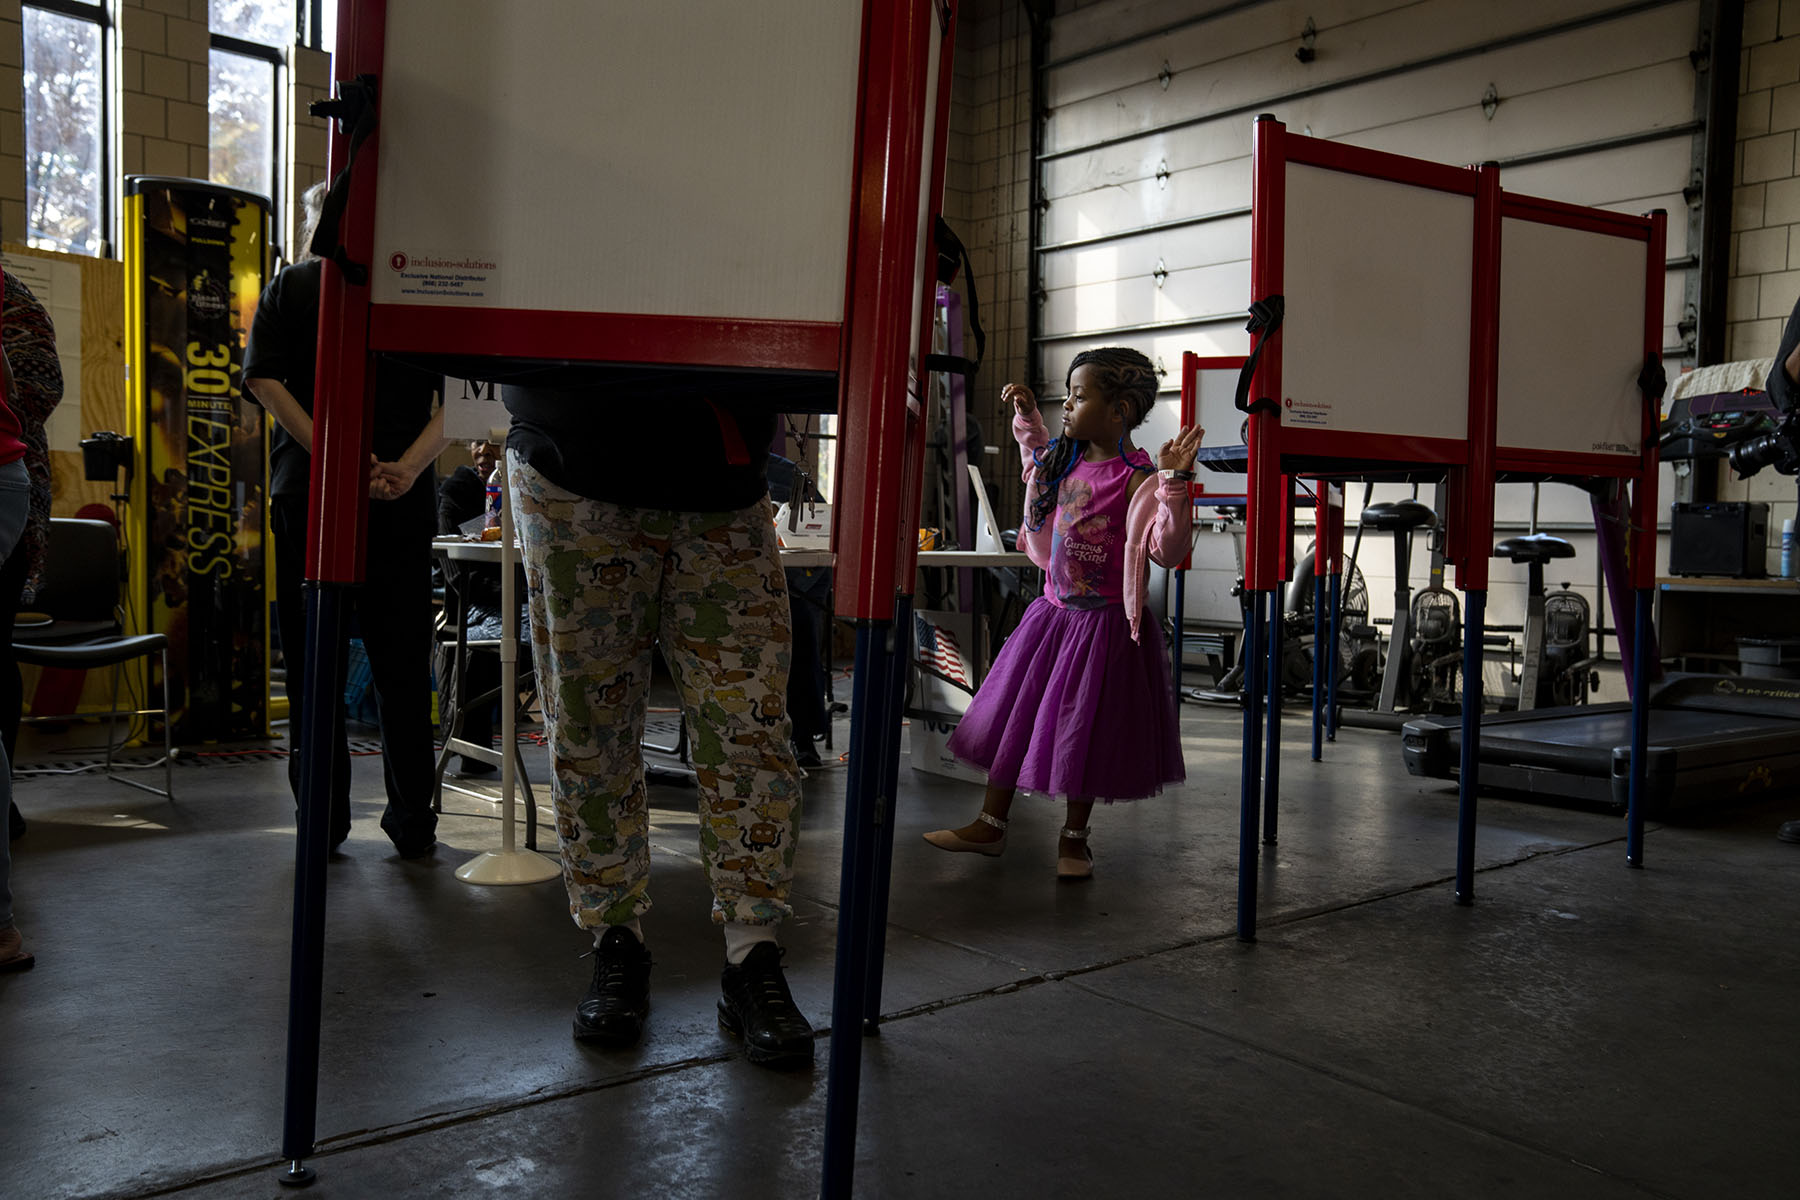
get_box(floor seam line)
[90,1047,758,1200]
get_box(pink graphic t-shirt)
[1046,450,1152,609]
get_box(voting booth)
[1229,119,1664,939]
[280,5,959,1196]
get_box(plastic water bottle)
[484,464,503,529]
[1782,518,1795,579]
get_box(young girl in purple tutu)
[924,347,1201,879]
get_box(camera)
[1727,407,1800,479]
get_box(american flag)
[914,613,971,688]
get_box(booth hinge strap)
[1638,353,1668,410]
[1234,295,1285,415]
[925,216,986,383]
[307,74,380,286]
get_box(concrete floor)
[2,699,1795,1199]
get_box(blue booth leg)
[1327,572,1342,742]
[861,595,914,1032]
[1172,569,1186,693]
[1626,588,1652,868]
[1454,589,1486,906]
[278,583,352,1181]
[1311,571,1325,761]
[1237,592,1267,942]
[1263,590,1282,844]
[820,616,906,1200]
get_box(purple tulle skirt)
[946,598,1185,802]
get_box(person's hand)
[365,455,389,500]
[1157,424,1205,471]
[369,459,419,501]
[1003,382,1037,416]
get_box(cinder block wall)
[944,0,1034,522]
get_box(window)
[208,3,294,215]
[207,47,278,199]
[210,0,293,46]
[303,1,334,53]
[22,2,110,256]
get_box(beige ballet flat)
[922,811,1007,857]
[1056,826,1093,881]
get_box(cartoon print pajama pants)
[508,455,804,930]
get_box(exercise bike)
[1493,531,1600,710]
[1338,483,1464,729]
[1180,517,1373,705]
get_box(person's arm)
[1767,294,1800,406]
[246,375,315,453]
[1006,382,1049,469]
[1146,424,1203,567]
[371,405,452,501]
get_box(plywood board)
[3,243,126,518]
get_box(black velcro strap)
[307,74,380,286]
[925,216,985,382]
[1234,295,1284,415]
[1637,353,1667,405]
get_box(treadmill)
[1402,672,1800,815]
[1403,359,1800,816]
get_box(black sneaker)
[575,926,652,1046]
[718,942,815,1068]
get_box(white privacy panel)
[1192,365,1248,450]
[1497,216,1650,457]
[369,0,862,321]
[1134,364,1242,464]
[1279,162,1473,441]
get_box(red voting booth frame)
[279,5,957,1197]
[1225,118,1664,942]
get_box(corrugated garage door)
[1037,0,1699,390]
[1032,0,1704,681]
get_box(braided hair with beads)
[1025,347,1159,532]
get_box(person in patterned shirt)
[0,268,64,846]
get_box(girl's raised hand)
[1002,382,1037,416]
[1157,424,1205,471]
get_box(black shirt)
[502,377,782,511]
[243,259,443,497]
[1768,295,1800,413]
[438,463,487,535]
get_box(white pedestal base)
[455,849,560,886]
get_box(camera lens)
[1728,432,1785,478]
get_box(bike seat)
[1492,533,1575,565]
[1360,500,1437,531]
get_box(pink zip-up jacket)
[1012,409,1193,643]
